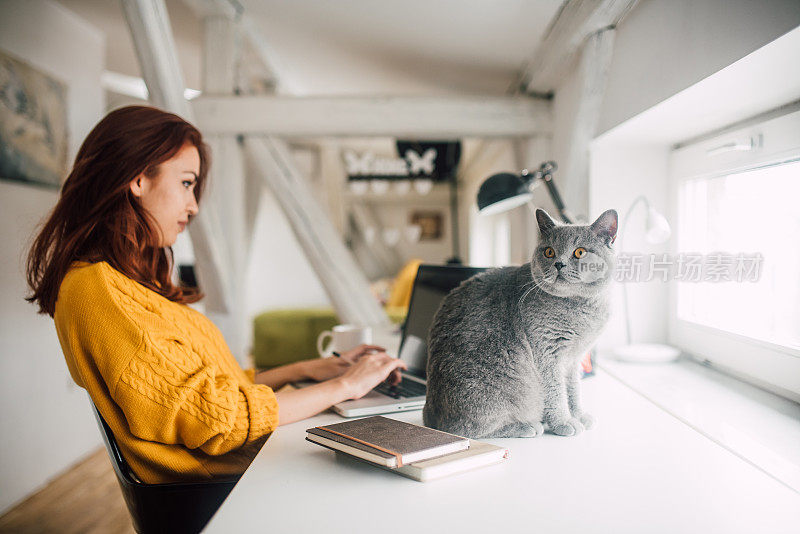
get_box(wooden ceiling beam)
[192,95,552,137]
[181,0,291,92]
[518,0,638,95]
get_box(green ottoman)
[252,308,339,369]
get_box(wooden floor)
[0,448,134,534]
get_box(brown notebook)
[306,416,469,467]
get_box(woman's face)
[129,142,200,247]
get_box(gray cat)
[423,208,617,438]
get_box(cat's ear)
[536,209,557,237]
[590,209,618,246]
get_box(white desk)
[205,370,800,533]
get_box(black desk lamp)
[477,161,576,223]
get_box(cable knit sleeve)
[115,328,279,456]
[243,368,257,383]
[59,263,279,456]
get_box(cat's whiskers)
[518,277,546,310]
[519,280,537,293]
[517,286,535,310]
[516,282,534,309]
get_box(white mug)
[316,324,372,358]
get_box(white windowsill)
[597,353,800,494]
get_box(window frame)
[668,106,800,402]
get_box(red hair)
[26,105,210,316]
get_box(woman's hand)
[274,351,407,426]
[336,352,407,400]
[302,356,351,382]
[301,344,390,382]
[336,344,387,364]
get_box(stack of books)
[306,416,509,482]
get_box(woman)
[26,105,406,484]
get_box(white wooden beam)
[121,0,191,114]
[181,0,237,19]
[200,14,256,363]
[202,136,249,354]
[511,135,553,260]
[519,0,638,94]
[561,28,617,221]
[318,143,348,235]
[244,137,391,327]
[185,4,268,262]
[192,95,552,137]
[240,16,290,93]
[121,0,231,313]
[202,14,240,95]
[181,0,292,93]
[242,146,264,262]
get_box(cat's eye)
[543,247,555,258]
[574,247,587,258]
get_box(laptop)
[331,264,487,417]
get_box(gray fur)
[423,208,618,438]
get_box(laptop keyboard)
[373,377,427,399]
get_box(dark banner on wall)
[344,140,461,182]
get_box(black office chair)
[90,403,239,534]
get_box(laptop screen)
[398,264,488,378]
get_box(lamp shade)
[477,173,533,216]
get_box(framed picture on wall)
[0,49,69,189]
[410,211,443,240]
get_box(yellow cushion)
[386,259,422,310]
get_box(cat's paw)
[576,412,595,430]
[517,422,545,438]
[549,418,585,436]
[487,421,545,438]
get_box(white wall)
[0,0,105,513]
[552,0,800,218]
[592,27,800,379]
[245,187,332,320]
[598,0,800,135]
[551,0,800,353]
[589,145,671,351]
[550,58,586,219]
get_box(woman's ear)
[129,174,146,198]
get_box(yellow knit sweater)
[54,261,279,484]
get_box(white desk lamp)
[613,195,681,363]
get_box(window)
[669,107,800,400]
[677,161,800,349]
